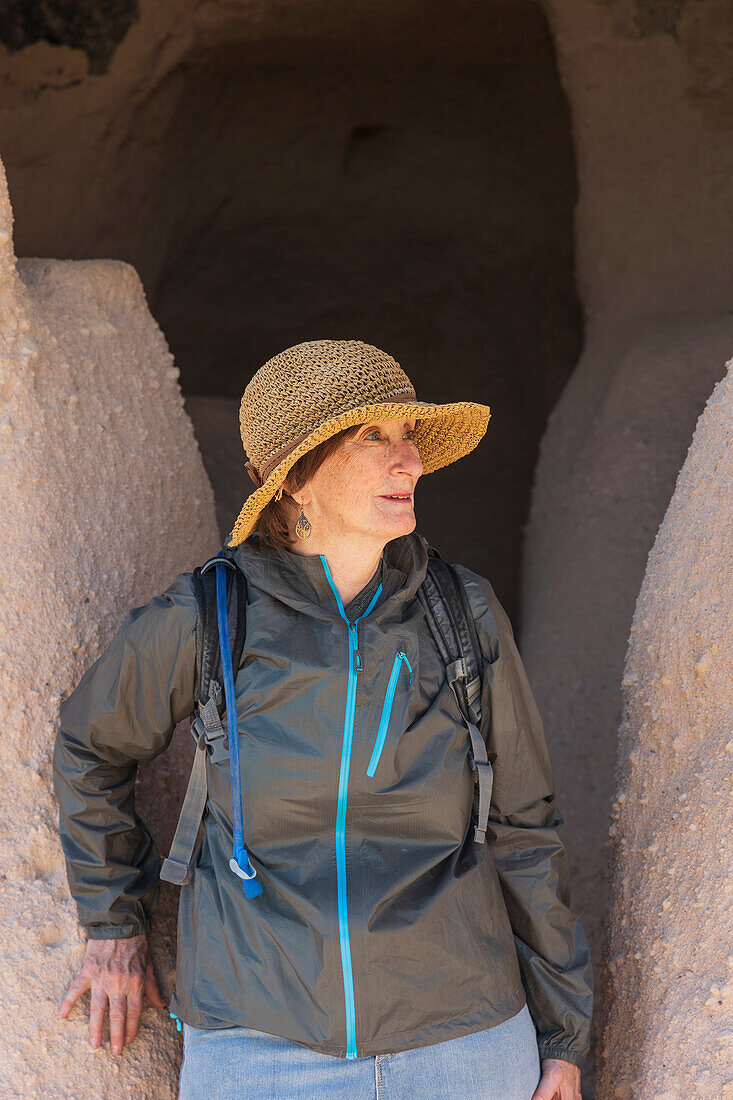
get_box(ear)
[286,485,303,509]
[285,476,311,511]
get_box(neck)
[288,530,385,607]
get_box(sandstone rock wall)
[520,318,733,1074]
[0,158,219,1097]
[597,361,733,1099]
[524,1,733,1086]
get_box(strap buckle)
[191,687,230,763]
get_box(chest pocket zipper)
[366,649,413,777]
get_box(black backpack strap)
[160,552,248,885]
[418,553,493,844]
[194,552,248,710]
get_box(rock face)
[523,0,733,1085]
[519,317,733,1090]
[0,158,219,1097]
[183,394,250,543]
[597,361,733,1099]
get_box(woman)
[55,340,593,1099]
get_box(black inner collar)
[343,557,384,620]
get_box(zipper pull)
[400,651,413,688]
[350,622,362,673]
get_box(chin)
[377,514,417,540]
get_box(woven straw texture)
[226,339,491,547]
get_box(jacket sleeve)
[53,571,199,940]
[455,565,594,1070]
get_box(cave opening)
[4,0,581,618]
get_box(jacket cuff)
[538,1044,586,1069]
[85,919,152,940]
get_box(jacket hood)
[230,529,430,621]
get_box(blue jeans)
[178,1003,542,1099]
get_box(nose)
[390,438,424,481]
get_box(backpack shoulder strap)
[417,551,493,844]
[193,550,248,710]
[418,551,483,722]
[160,550,249,886]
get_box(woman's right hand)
[58,932,166,1054]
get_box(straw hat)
[226,339,491,547]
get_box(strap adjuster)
[465,674,482,708]
[160,857,192,885]
[446,657,467,685]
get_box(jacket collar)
[230,530,430,621]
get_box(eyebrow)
[360,420,416,431]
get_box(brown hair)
[254,424,362,551]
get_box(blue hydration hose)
[215,557,263,899]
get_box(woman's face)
[292,417,424,544]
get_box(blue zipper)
[366,650,413,777]
[320,555,382,1060]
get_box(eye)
[363,426,417,441]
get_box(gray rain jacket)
[54,531,593,1066]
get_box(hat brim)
[225,398,491,547]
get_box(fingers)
[532,1060,582,1100]
[59,935,167,1055]
[530,1087,558,1100]
[125,988,143,1047]
[57,972,91,1018]
[123,965,145,1047]
[64,979,153,1053]
[89,985,108,1050]
[531,1074,560,1100]
[108,994,127,1056]
[122,959,166,1046]
[144,959,166,1008]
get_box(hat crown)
[240,339,415,469]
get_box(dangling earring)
[295,509,312,540]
